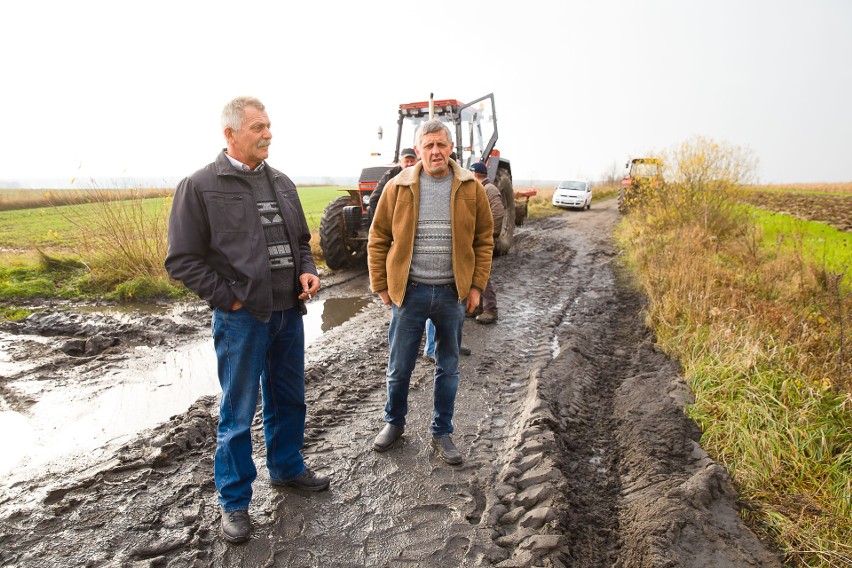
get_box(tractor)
[618,157,663,214]
[319,93,519,270]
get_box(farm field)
[0,186,345,254]
[742,185,852,232]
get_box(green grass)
[0,186,349,302]
[0,255,90,299]
[297,186,352,231]
[750,207,851,285]
[0,187,347,252]
[0,197,171,250]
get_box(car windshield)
[558,181,587,190]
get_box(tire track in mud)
[0,200,782,567]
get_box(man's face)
[225,105,272,169]
[401,155,417,168]
[416,129,453,177]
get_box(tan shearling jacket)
[367,159,494,307]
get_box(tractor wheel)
[617,187,628,214]
[494,168,515,255]
[514,199,528,226]
[319,195,358,270]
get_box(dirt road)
[0,199,782,567]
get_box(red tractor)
[618,157,664,214]
[319,93,519,270]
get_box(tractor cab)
[319,93,517,270]
[393,97,497,170]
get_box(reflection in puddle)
[317,297,371,333]
[0,296,370,482]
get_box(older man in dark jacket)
[165,96,328,545]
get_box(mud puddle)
[0,295,371,496]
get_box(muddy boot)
[475,309,498,325]
[270,468,330,492]
[373,424,404,452]
[431,435,463,465]
[220,508,251,544]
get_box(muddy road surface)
[0,199,782,567]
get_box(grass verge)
[616,187,851,566]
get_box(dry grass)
[0,188,173,212]
[49,187,172,287]
[616,152,851,565]
[615,136,851,566]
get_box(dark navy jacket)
[165,151,317,322]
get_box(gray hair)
[221,96,265,131]
[416,120,452,145]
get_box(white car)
[552,180,592,210]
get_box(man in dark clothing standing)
[368,147,418,219]
[165,96,329,545]
[469,161,505,324]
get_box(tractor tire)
[494,168,515,256]
[617,187,628,214]
[319,196,359,270]
[514,199,528,226]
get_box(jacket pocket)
[205,193,247,233]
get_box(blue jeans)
[212,307,307,511]
[385,282,466,436]
[424,319,436,357]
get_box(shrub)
[50,185,172,285]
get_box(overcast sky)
[2,0,850,186]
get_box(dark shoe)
[373,424,404,452]
[431,435,463,465]
[475,310,498,324]
[459,345,471,356]
[221,508,250,544]
[271,468,330,492]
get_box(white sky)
[2,0,850,185]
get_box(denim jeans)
[212,307,307,511]
[423,319,436,357]
[385,282,466,436]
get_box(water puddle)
[0,296,370,482]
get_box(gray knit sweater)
[408,170,454,285]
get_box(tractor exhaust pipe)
[429,92,434,120]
